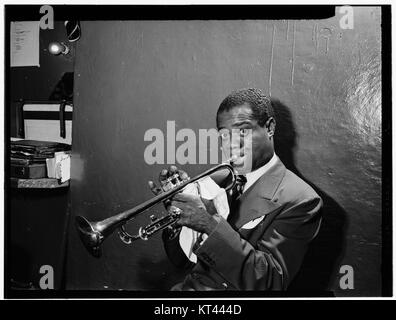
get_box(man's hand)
[148,165,220,234]
[148,165,190,239]
[148,165,190,208]
[170,193,220,235]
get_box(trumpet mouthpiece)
[229,155,238,165]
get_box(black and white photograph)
[3,3,392,303]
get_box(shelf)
[11,177,69,189]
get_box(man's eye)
[240,129,251,136]
[220,132,230,140]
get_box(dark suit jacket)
[162,158,323,290]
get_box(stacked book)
[11,140,71,179]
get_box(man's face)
[217,104,274,174]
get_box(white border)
[0,0,394,300]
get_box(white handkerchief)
[241,216,265,229]
[178,227,199,263]
[178,177,229,263]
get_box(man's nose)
[230,134,244,148]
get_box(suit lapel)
[229,158,286,230]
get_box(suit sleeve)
[193,194,323,290]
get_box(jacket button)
[222,282,228,289]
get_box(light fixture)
[48,42,70,55]
[64,21,81,42]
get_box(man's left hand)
[170,193,220,235]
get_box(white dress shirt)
[243,153,279,193]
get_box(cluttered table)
[10,138,71,188]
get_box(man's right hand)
[148,165,190,239]
[148,165,190,197]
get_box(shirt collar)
[243,153,279,193]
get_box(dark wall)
[9,188,70,290]
[67,7,382,296]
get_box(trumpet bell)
[75,216,103,258]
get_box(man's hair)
[217,88,274,127]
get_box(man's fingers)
[170,206,188,228]
[173,219,184,227]
[148,181,162,195]
[158,166,190,194]
[169,201,187,211]
[160,167,180,188]
[169,205,182,213]
[159,169,168,185]
[169,166,189,181]
[178,170,190,181]
[168,165,178,175]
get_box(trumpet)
[75,162,237,257]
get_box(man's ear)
[266,117,276,138]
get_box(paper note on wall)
[10,21,40,67]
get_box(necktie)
[227,175,247,226]
[232,175,247,199]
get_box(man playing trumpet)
[149,88,323,291]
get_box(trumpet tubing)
[75,162,236,257]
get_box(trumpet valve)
[138,227,149,241]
